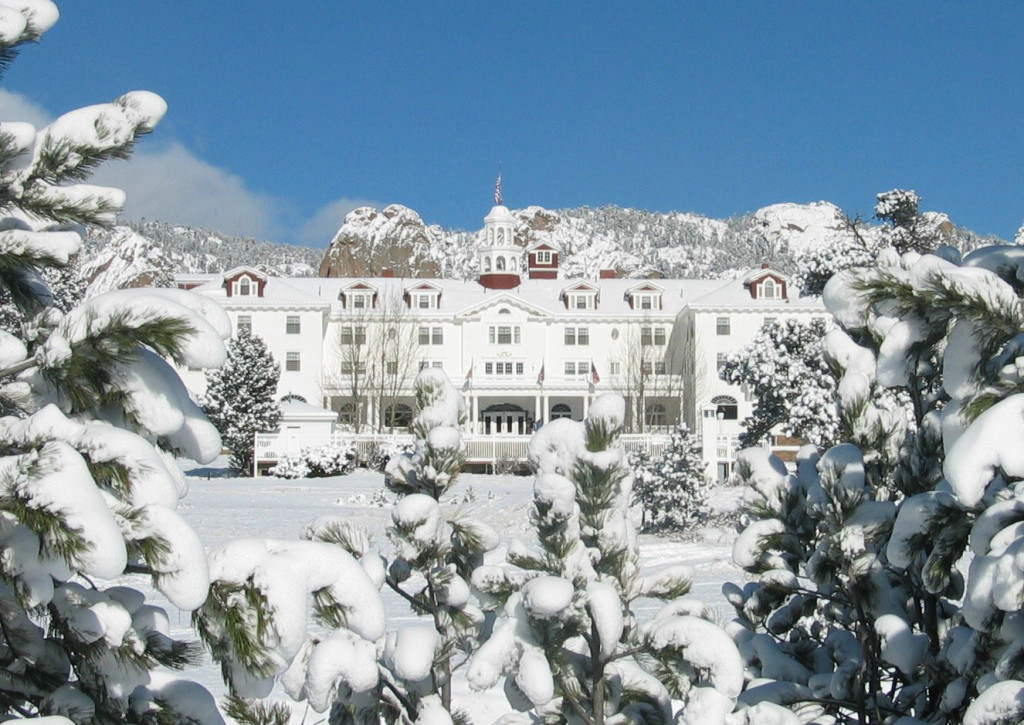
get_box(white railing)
[253,432,670,476]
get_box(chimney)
[761,262,770,269]
[599,269,617,279]
[382,268,395,278]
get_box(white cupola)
[478,173,522,290]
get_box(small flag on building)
[537,363,545,385]
[463,361,473,391]
[590,361,600,384]
[494,169,503,206]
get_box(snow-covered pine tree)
[721,317,842,449]
[0,3,232,722]
[469,394,753,725]
[724,242,1024,724]
[195,369,496,725]
[633,425,710,531]
[382,367,498,722]
[201,327,280,475]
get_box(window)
[484,257,492,272]
[564,361,576,376]
[286,352,300,372]
[384,403,413,429]
[336,402,357,426]
[642,361,653,376]
[610,361,621,375]
[419,327,430,345]
[386,361,397,375]
[641,327,653,346]
[536,250,552,264]
[239,277,251,296]
[717,353,728,375]
[640,296,653,310]
[491,326,520,345]
[432,327,443,344]
[341,326,366,345]
[286,316,300,334]
[760,279,781,299]
[764,317,777,326]
[352,293,368,308]
[576,295,589,310]
[486,362,520,376]
[565,327,589,345]
[432,361,443,369]
[418,295,430,309]
[716,317,731,336]
[236,315,251,335]
[654,328,666,346]
[645,403,667,427]
[712,395,738,420]
[496,257,506,271]
[655,361,666,375]
[485,362,493,374]
[550,403,572,420]
[341,361,367,375]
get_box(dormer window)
[536,250,552,264]
[761,278,781,299]
[627,284,663,311]
[746,271,788,300]
[239,278,251,296]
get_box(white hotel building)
[177,202,826,477]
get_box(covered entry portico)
[466,388,594,434]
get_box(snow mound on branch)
[644,615,743,700]
[963,679,1024,725]
[944,394,1024,507]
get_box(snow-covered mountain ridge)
[79,202,1003,293]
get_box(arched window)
[496,256,506,271]
[761,279,778,299]
[498,308,511,315]
[384,403,414,429]
[550,403,572,420]
[497,228,505,244]
[337,402,357,426]
[645,403,667,427]
[483,257,492,272]
[280,394,306,403]
[239,277,250,296]
[711,395,739,420]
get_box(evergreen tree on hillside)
[633,425,710,531]
[202,327,280,474]
[0,3,231,722]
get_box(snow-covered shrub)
[0,6,232,721]
[471,394,744,724]
[632,426,711,531]
[270,441,358,479]
[362,437,414,471]
[725,242,1024,723]
[201,327,280,474]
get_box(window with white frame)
[654,327,666,345]
[564,361,589,377]
[418,327,430,345]
[764,316,777,326]
[286,316,300,334]
[716,317,731,335]
[485,361,523,376]
[645,403,667,427]
[432,327,443,344]
[236,315,252,335]
[489,325,520,344]
[759,278,782,299]
[655,361,667,375]
[386,361,397,375]
[564,327,589,345]
[341,326,366,345]
[285,352,300,372]
[536,250,552,264]
[717,352,728,374]
[351,292,370,309]
[610,361,621,375]
[341,361,367,375]
[641,327,653,346]
[238,277,252,296]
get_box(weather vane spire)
[494,164,503,206]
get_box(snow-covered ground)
[154,459,748,724]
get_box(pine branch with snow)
[0,5,233,722]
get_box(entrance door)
[482,404,528,434]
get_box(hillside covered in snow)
[76,201,1004,294]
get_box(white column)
[534,394,541,429]
[583,394,589,419]
[473,394,480,434]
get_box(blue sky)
[3,2,1022,246]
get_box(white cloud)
[0,88,52,126]
[0,89,379,245]
[298,197,383,245]
[90,142,285,240]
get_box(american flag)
[494,171,503,206]
[463,361,473,391]
[590,361,600,384]
[537,363,545,385]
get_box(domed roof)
[484,204,516,224]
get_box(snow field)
[160,460,745,724]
